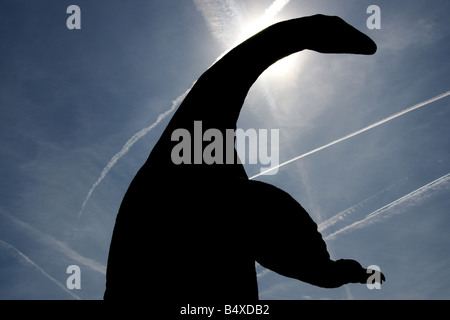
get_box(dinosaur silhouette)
[104,15,385,301]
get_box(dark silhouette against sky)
[104,15,384,301]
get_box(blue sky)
[0,0,449,300]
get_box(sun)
[233,10,304,80]
[264,53,303,78]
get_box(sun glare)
[265,54,302,78]
[233,2,302,81]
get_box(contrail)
[2,211,106,275]
[257,0,291,31]
[264,0,290,18]
[0,239,81,300]
[250,91,450,179]
[79,89,189,218]
[318,177,408,233]
[324,172,450,240]
[236,0,290,43]
[318,191,384,233]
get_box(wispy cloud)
[0,239,81,300]
[251,91,450,179]
[193,0,264,67]
[235,0,291,43]
[193,0,244,47]
[194,0,291,50]
[324,172,450,240]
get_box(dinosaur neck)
[213,18,308,86]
